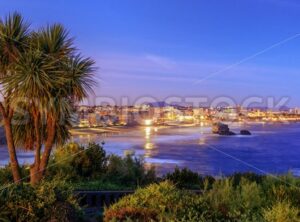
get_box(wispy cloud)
[89,52,300,106]
[144,54,177,70]
[96,53,299,87]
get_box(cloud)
[97,53,226,82]
[96,53,299,88]
[144,54,177,70]
[89,52,300,106]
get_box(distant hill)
[279,106,290,112]
[146,101,170,107]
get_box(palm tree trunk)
[3,117,21,183]
[37,116,56,181]
[30,111,42,186]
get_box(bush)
[0,179,83,222]
[105,154,156,187]
[0,165,29,185]
[164,167,201,189]
[105,207,157,222]
[48,142,156,189]
[105,175,300,222]
[164,167,215,189]
[104,181,199,222]
[0,166,14,185]
[1,142,157,191]
[203,178,264,221]
[49,142,108,181]
[263,174,300,207]
[229,172,265,187]
[263,201,300,222]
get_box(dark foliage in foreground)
[48,142,108,181]
[164,167,215,189]
[2,142,300,222]
[0,180,83,222]
[105,176,300,222]
[48,142,157,189]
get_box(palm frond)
[0,12,30,75]
[36,23,74,57]
[64,54,96,101]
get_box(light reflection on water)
[1,123,300,176]
[144,126,154,158]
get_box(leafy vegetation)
[104,181,197,222]
[0,142,158,221]
[48,142,157,189]
[104,154,156,187]
[263,201,299,222]
[0,165,29,186]
[0,180,83,222]
[48,142,108,181]
[2,142,300,221]
[164,167,215,189]
[0,142,156,190]
[105,175,300,222]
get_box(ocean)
[1,122,300,176]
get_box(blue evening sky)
[1,0,300,106]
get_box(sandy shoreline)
[70,126,132,136]
[70,120,300,137]
[70,124,197,136]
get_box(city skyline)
[1,0,300,106]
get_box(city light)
[144,119,153,126]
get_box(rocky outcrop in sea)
[212,123,251,136]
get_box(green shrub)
[105,178,277,221]
[259,174,300,208]
[204,178,264,221]
[263,201,300,222]
[48,142,156,189]
[164,167,215,189]
[104,181,199,222]
[0,179,83,222]
[164,167,201,189]
[229,172,265,187]
[49,142,108,181]
[105,154,156,187]
[83,142,108,177]
[0,166,14,185]
[105,207,157,222]
[0,165,29,185]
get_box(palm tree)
[37,54,95,184]
[0,12,30,183]
[3,23,95,185]
[5,46,64,184]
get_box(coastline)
[70,124,196,136]
[69,119,300,137]
[1,121,300,175]
[70,125,133,136]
